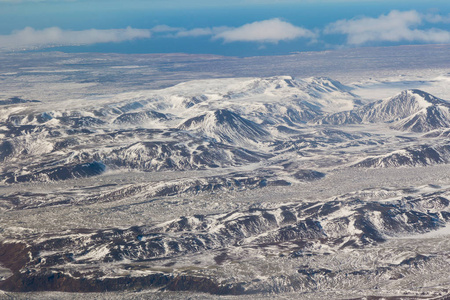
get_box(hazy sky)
[0,0,449,56]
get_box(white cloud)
[424,13,450,24]
[175,26,229,38]
[151,25,183,33]
[214,18,316,43]
[325,10,450,45]
[159,19,316,44]
[0,27,151,50]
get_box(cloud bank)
[156,19,316,44]
[214,19,316,43]
[175,26,229,38]
[0,27,151,50]
[151,25,183,33]
[325,10,450,45]
[2,11,450,52]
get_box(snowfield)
[0,46,450,299]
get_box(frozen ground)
[0,44,449,101]
[0,45,450,299]
[1,165,450,232]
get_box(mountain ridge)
[316,89,450,132]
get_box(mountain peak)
[179,109,269,145]
[406,89,449,106]
[213,109,240,124]
[316,89,450,132]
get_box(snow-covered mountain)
[113,110,169,126]
[353,143,450,168]
[1,78,449,186]
[178,109,270,145]
[317,89,450,132]
[1,74,450,299]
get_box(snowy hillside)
[1,73,450,299]
[317,89,450,132]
